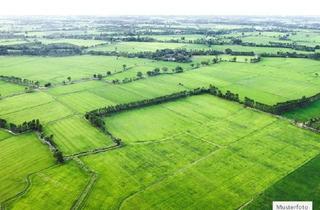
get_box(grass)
[246,154,320,210]
[0,132,54,203]
[0,56,192,85]
[1,101,73,124]
[45,115,114,155]
[79,95,320,209]
[35,38,107,47]
[283,99,320,121]
[56,91,116,114]
[0,81,25,97]
[8,161,89,210]
[89,42,208,53]
[0,92,54,116]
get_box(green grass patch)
[0,132,54,202]
[246,154,320,210]
[45,116,114,155]
[9,161,89,210]
[78,95,320,209]
[0,81,25,97]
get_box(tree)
[67,76,71,82]
[106,71,111,76]
[137,72,143,78]
[154,68,160,74]
[97,74,103,80]
[122,64,127,71]
[162,67,168,72]
[225,48,233,54]
[175,66,184,73]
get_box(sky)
[1,0,320,16]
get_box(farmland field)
[80,95,320,209]
[0,16,320,210]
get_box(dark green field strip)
[246,154,320,210]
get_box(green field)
[79,95,320,209]
[247,154,320,210]
[1,16,320,210]
[90,41,209,52]
[0,81,25,97]
[0,132,54,203]
[45,116,114,155]
[35,38,107,47]
[0,56,193,84]
[8,161,89,210]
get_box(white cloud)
[0,0,320,16]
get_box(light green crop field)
[0,132,54,203]
[209,44,312,54]
[35,57,320,110]
[8,161,89,210]
[0,81,25,97]
[1,101,73,124]
[0,56,194,84]
[45,115,114,155]
[35,38,107,47]
[142,34,205,41]
[78,95,320,210]
[0,92,54,116]
[1,17,320,210]
[246,154,320,210]
[283,99,320,121]
[104,57,319,105]
[56,91,116,114]
[90,41,209,52]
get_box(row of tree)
[0,75,40,87]
[0,118,64,163]
[243,92,320,114]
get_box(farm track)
[71,158,98,210]
[66,144,121,159]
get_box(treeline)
[0,118,64,163]
[0,75,40,87]
[89,47,320,62]
[244,92,320,114]
[239,41,317,52]
[0,43,82,56]
[89,48,193,62]
[260,52,320,60]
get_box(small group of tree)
[93,74,103,80]
[0,118,64,163]
[0,118,43,133]
[305,117,320,131]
